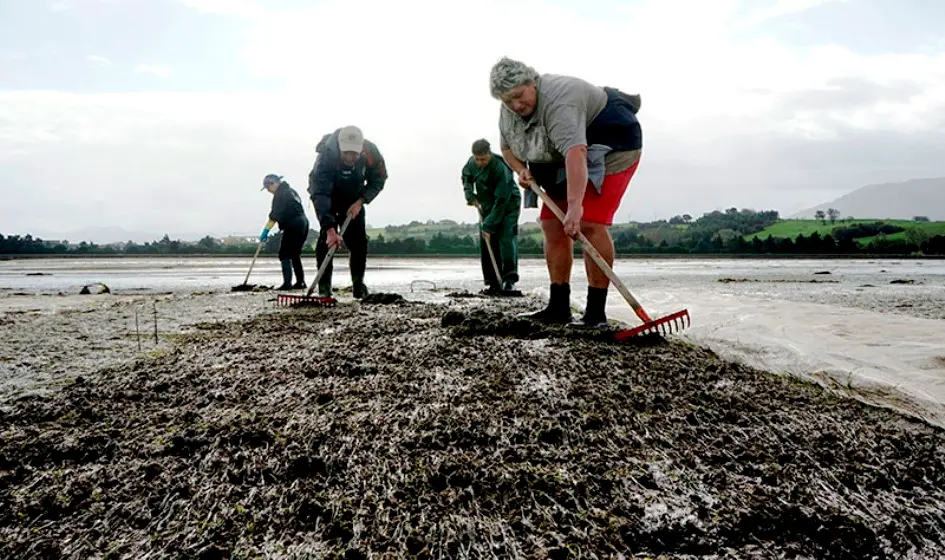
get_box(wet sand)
[0,290,277,397]
[1,291,944,558]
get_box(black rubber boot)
[291,257,306,290]
[352,276,369,299]
[577,286,609,328]
[517,283,573,324]
[277,259,293,290]
[318,281,332,297]
[481,283,501,296]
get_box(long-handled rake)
[231,240,264,292]
[276,214,353,308]
[526,179,690,339]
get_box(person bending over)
[260,173,310,290]
[307,125,388,299]
[489,56,643,327]
[461,138,521,294]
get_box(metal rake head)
[275,294,338,308]
[614,309,691,341]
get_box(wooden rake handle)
[526,179,652,323]
[243,240,264,286]
[304,213,354,299]
[476,206,503,285]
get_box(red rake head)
[614,309,691,341]
[275,294,338,308]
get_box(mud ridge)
[1,295,944,558]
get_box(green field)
[746,219,945,244]
[363,217,945,249]
[366,221,644,243]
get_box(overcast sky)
[2,0,944,242]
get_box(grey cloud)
[7,115,944,239]
[772,78,926,114]
[736,0,945,55]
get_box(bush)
[831,222,905,243]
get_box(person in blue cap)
[260,173,310,290]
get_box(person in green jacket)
[462,138,521,293]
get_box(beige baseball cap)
[337,125,364,153]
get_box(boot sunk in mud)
[517,282,575,324]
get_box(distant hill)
[791,177,945,220]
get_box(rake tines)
[614,309,691,341]
[275,294,337,308]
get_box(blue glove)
[259,227,270,241]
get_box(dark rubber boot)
[576,286,609,328]
[277,259,293,291]
[291,257,306,289]
[352,276,369,299]
[481,284,501,296]
[318,282,332,297]
[517,283,573,324]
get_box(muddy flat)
[1,293,944,559]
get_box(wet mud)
[360,292,407,305]
[0,291,277,397]
[1,296,945,558]
[718,277,839,284]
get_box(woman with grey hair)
[490,56,643,328]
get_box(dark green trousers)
[479,210,519,287]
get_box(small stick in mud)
[152,302,158,345]
[135,310,141,351]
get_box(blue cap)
[261,174,282,190]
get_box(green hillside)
[746,219,945,244]
[366,220,644,244]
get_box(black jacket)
[308,128,388,231]
[268,181,308,230]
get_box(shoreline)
[1,290,944,557]
[3,252,944,260]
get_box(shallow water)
[2,255,945,425]
[2,255,943,296]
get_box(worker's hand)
[466,198,478,207]
[517,168,533,189]
[481,230,491,243]
[563,204,583,238]
[259,227,270,241]
[326,228,344,250]
[346,199,363,219]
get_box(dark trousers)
[315,208,367,288]
[479,213,519,287]
[279,218,309,284]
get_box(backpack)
[604,87,642,114]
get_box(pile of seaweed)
[1,296,944,559]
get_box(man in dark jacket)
[260,173,310,290]
[308,125,388,299]
[462,138,521,293]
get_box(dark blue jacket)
[268,181,308,230]
[307,128,388,231]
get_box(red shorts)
[539,157,640,225]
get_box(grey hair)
[489,56,539,99]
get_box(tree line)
[2,209,943,256]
